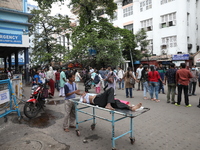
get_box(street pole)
[129,49,134,68]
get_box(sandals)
[64,126,76,132]
[150,98,160,102]
[143,97,148,100]
[155,99,160,102]
[151,98,156,101]
[64,128,69,132]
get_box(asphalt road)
[0,82,200,150]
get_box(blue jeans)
[118,79,124,89]
[158,80,165,93]
[126,88,132,98]
[149,81,159,99]
[143,81,149,97]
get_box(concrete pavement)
[0,82,200,150]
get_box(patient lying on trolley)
[79,87,142,111]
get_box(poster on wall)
[0,0,23,11]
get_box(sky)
[28,0,72,16]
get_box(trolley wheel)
[130,137,135,144]
[91,124,95,130]
[4,116,7,123]
[76,130,80,136]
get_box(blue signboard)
[134,61,141,64]
[172,54,189,60]
[10,58,24,65]
[88,48,97,56]
[0,33,22,44]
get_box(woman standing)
[148,66,162,102]
[106,67,119,96]
[122,67,137,98]
[46,66,55,98]
[141,66,149,100]
[74,69,82,89]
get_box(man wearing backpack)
[94,71,103,94]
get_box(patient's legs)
[129,103,142,111]
[93,87,115,108]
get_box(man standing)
[136,64,143,91]
[175,63,193,107]
[117,66,125,90]
[156,63,166,94]
[59,68,67,97]
[99,67,106,89]
[164,63,177,104]
[63,73,83,132]
[188,65,198,96]
[55,68,60,92]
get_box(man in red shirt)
[55,68,61,92]
[176,63,193,107]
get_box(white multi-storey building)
[113,0,200,66]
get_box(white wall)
[113,0,200,56]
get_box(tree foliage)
[135,29,150,58]
[69,0,117,25]
[70,19,123,67]
[34,0,149,68]
[29,7,70,66]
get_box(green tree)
[135,29,150,58]
[34,0,149,68]
[29,7,70,66]
[70,19,124,67]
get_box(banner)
[0,33,22,44]
[0,89,10,105]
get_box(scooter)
[23,83,49,119]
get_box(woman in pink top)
[148,66,162,102]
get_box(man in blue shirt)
[63,73,83,132]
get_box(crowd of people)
[30,63,200,132]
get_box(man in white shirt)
[89,67,94,73]
[117,67,125,90]
[136,64,143,91]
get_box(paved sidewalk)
[0,82,200,150]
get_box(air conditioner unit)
[188,44,192,49]
[161,45,167,49]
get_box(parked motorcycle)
[23,82,49,119]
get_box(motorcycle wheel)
[24,102,41,119]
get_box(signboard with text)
[0,0,23,11]
[0,89,10,105]
[172,54,189,60]
[0,33,22,44]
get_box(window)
[140,18,153,31]
[161,36,177,48]
[124,24,133,33]
[123,0,133,6]
[123,6,133,17]
[161,0,175,5]
[160,12,176,28]
[140,0,152,12]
